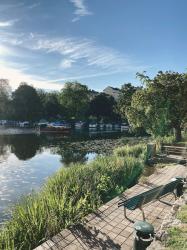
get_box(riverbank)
[0,143,146,250]
[0,127,36,135]
[35,164,187,250]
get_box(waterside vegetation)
[166,205,187,249]
[0,144,146,250]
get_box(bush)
[113,144,146,159]
[153,135,176,152]
[0,146,144,250]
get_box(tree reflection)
[0,136,10,162]
[10,135,40,160]
[57,146,88,166]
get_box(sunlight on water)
[0,131,122,223]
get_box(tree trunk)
[174,125,182,142]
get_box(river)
[0,129,128,224]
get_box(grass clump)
[114,143,146,159]
[0,144,145,250]
[166,227,187,249]
[166,205,187,249]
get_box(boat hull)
[38,127,71,134]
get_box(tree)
[117,83,139,121]
[38,90,62,120]
[127,71,187,141]
[59,82,90,120]
[12,83,41,121]
[88,93,118,122]
[0,79,12,119]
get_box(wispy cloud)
[70,0,92,22]
[31,36,142,72]
[0,31,146,88]
[60,59,75,69]
[0,62,63,91]
[0,19,17,27]
[28,2,41,9]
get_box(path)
[35,164,186,250]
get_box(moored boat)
[99,123,105,129]
[37,122,71,134]
[121,123,130,131]
[75,121,85,129]
[105,123,113,129]
[89,122,97,129]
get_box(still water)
[0,130,125,223]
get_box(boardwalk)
[35,164,186,250]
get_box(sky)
[0,0,187,91]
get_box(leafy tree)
[59,82,90,120]
[38,90,62,120]
[117,83,139,121]
[88,93,118,122]
[0,79,12,119]
[127,71,187,141]
[12,83,41,121]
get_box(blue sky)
[0,0,187,91]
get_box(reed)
[0,144,145,250]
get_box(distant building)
[103,86,120,100]
[89,89,99,100]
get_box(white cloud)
[0,20,17,27]
[0,63,63,91]
[60,59,75,69]
[0,32,146,87]
[31,36,141,73]
[0,44,11,55]
[28,2,41,9]
[70,0,92,22]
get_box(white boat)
[75,121,85,129]
[89,123,97,129]
[121,123,129,131]
[105,123,113,129]
[99,123,105,129]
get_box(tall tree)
[117,83,139,121]
[88,93,118,122]
[127,71,187,141]
[12,83,41,121]
[0,79,12,119]
[38,90,62,120]
[59,82,90,120]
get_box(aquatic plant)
[0,144,145,250]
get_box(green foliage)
[117,83,139,121]
[127,71,187,141]
[177,205,187,223]
[12,83,41,121]
[114,143,146,159]
[0,145,145,250]
[166,227,187,249]
[59,82,90,120]
[88,93,119,122]
[166,205,187,249]
[0,79,12,120]
[38,90,62,120]
[153,135,176,152]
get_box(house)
[103,86,120,100]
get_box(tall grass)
[114,143,146,159]
[153,135,176,152]
[0,144,145,250]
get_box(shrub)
[113,144,146,159]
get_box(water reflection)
[0,131,124,223]
[11,135,40,160]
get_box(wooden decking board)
[35,164,186,250]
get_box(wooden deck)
[35,164,186,250]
